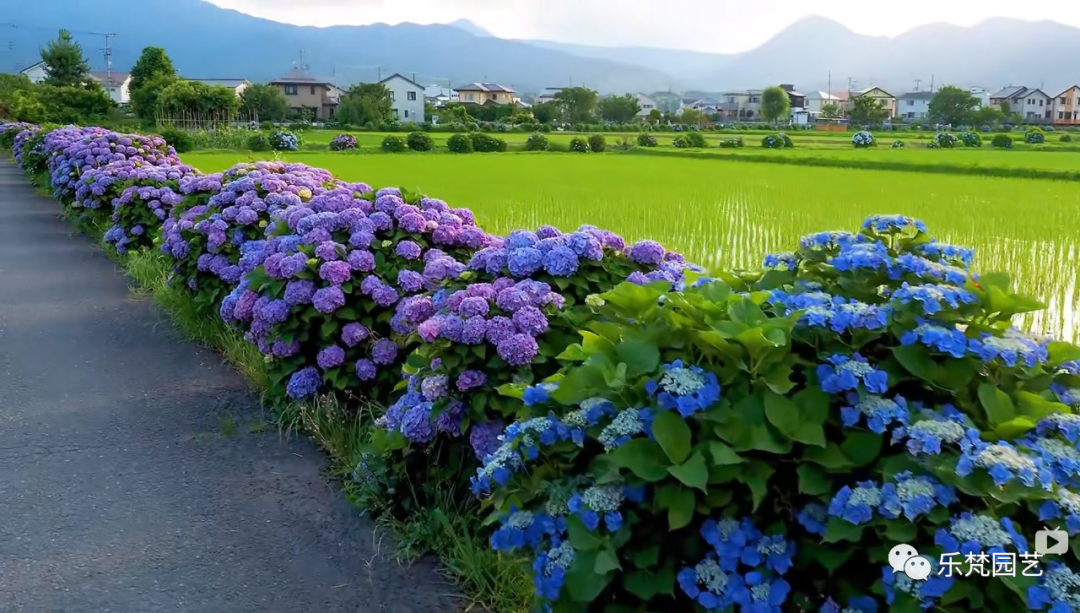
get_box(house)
[849,87,897,119]
[20,60,49,83]
[718,91,750,119]
[185,78,251,97]
[969,87,990,108]
[805,91,844,117]
[636,93,658,118]
[89,71,131,105]
[424,84,454,107]
[989,85,1052,121]
[269,67,338,120]
[1053,86,1080,125]
[534,87,564,104]
[677,97,721,116]
[896,91,933,121]
[378,73,425,122]
[781,84,808,126]
[456,83,516,105]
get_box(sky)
[203,0,1080,53]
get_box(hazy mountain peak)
[447,18,493,38]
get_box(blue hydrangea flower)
[891,405,975,455]
[490,510,560,553]
[1027,562,1080,612]
[532,541,574,600]
[893,254,968,285]
[900,319,968,358]
[917,241,974,268]
[1038,490,1080,535]
[819,595,879,613]
[879,471,956,521]
[957,439,1052,489]
[840,392,909,433]
[1028,435,1080,486]
[817,353,888,394]
[523,382,558,406]
[763,253,799,270]
[891,282,976,315]
[734,571,790,613]
[1052,383,1080,409]
[567,484,626,532]
[881,558,954,609]
[829,300,890,333]
[862,214,927,234]
[701,518,757,571]
[796,503,827,536]
[934,513,1028,556]
[969,330,1050,367]
[1039,413,1080,444]
[678,556,743,611]
[742,533,796,574]
[829,241,892,274]
[798,231,866,251]
[597,407,652,450]
[644,360,721,416]
[828,481,882,525]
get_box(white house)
[805,91,843,117]
[969,87,990,108]
[991,86,1053,122]
[378,73,425,122]
[88,72,131,105]
[677,97,721,116]
[535,87,564,104]
[20,61,48,83]
[636,93,658,118]
[896,91,933,121]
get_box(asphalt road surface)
[0,161,459,612]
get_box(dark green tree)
[336,83,393,126]
[848,95,890,125]
[531,101,561,124]
[761,85,791,124]
[36,84,114,123]
[41,30,91,87]
[647,108,662,124]
[158,80,239,116]
[554,87,599,123]
[928,85,980,126]
[598,94,641,123]
[129,47,175,93]
[821,102,842,118]
[240,83,289,121]
[971,105,1004,127]
[131,74,175,119]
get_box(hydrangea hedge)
[470,215,1080,611]
[7,122,1080,613]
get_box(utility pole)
[100,33,116,80]
[929,75,934,92]
[914,78,922,92]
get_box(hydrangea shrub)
[472,215,1080,612]
[852,131,875,148]
[961,132,982,147]
[103,165,198,253]
[160,161,336,309]
[992,134,1014,149]
[1025,128,1046,145]
[270,129,300,151]
[229,187,492,400]
[932,132,959,149]
[329,133,358,151]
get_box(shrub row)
[8,121,1080,613]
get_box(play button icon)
[1036,527,1069,555]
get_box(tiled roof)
[455,82,515,93]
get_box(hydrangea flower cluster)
[329,133,358,151]
[817,353,888,394]
[881,557,954,609]
[644,360,721,416]
[161,161,336,304]
[934,512,1028,555]
[269,129,300,151]
[769,290,890,334]
[105,181,189,253]
[231,187,491,400]
[890,404,978,456]
[11,124,42,167]
[73,157,192,222]
[678,519,795,612]
[44,128,178,207]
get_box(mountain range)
[4,1,1080,96]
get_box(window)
[284,85,298,95]
[466,93,474,101]
[1060,111,1065,119]
[907,99,914,106]
[310,85,316,95]
[1061,97,1068,104]
[1039,99,1044,107]
[389,91,395,101]
[404,110,410,118]
[407,91,417,101]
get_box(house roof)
[807,91,842,101]
[270,67,331,87]
[185,78,249,88]
[19,60,45,74]
[90,71,130,87]
[456,82,515,93]
[1055,85,1080,97]
[378,73,424,89]
[680,97,699,105]
[1022,88,1050,99]
[786,90,806,97]
[694,97,721,106]
[898,91,934,100]
[855,86,894,98]
[829,91,850,101]
[991,85,1026,99]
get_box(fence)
[155,110,260,132]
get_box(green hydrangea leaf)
[668,450,709,492]
[606,439,670,482]
[978,383,1016,427]
[652,411,692,465]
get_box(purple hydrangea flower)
[320,260,352,284]
[396,240,422,260]
[312,286,346,313]
[372,338,399,365]
[486,316,516,345]
[628,240,665,266]
[317,345,346,369]
[355,359,377,381]
[348,249,376,272]
[457,370,488,391]
[458,296,491,318]
[341,322,370,347]
[497,333,539,366]
[283,279,316,305]
[397,270,424,293]
[512,306,549,336]
[286,367,322,399]
[507,248,543,277]
[469,419,505,460]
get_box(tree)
[41,30,91,88]
[821,102,842,118]
[971,105,1004,127]
[531,101,561,124]
[761,85,791,124]
[36,84,113,123]
[240,83,289,121]
[848,95,890,125]
[0,74,34,119]
[158,80,239,117]
[1000,101,1011,115]
[554,87,599,123]
[598,94,641,123]
[647,108,662,124]
[10,89,46,123]
[336,83,394,126]
[679,108,703,125]
[440,103,474,124]
[131,74,175,119]
[928,85,980,126]
[130,47,175,93]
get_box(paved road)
[0,161,459,612]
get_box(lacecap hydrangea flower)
[645,360,721,417]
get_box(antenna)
[100,32,116,80]
[914,78,921,92]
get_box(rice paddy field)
[184,150,1080,342]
